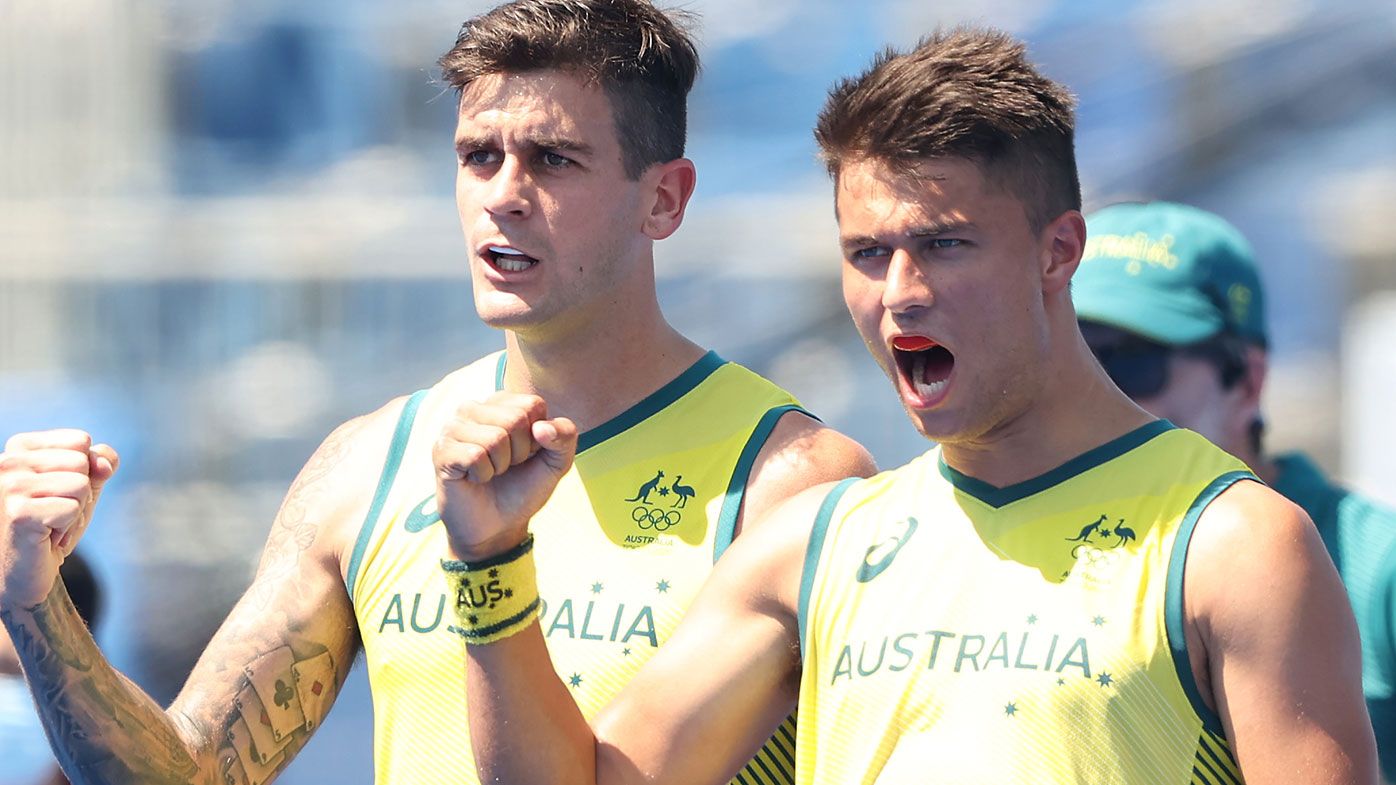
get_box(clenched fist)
[0,430,118,609]
[433,393,577,562]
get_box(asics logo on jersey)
[856,516,919,583]
[403,495,440,533]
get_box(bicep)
[737,413,875,535]
[168,412,387,782]
[1194,484,1378,782]
[172,558,359,781]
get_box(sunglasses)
[1081,323,1246,400]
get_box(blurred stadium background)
[1,0,1393,780]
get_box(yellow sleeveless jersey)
[796,421,1255,785]
[347,350,803,785]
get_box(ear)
[1040,210,1087,296]
[642,158,697,241]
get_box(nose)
[882,249,933,314]
[481,156,532,219]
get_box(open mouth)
[484,244,539,273]
[891,334,955,404]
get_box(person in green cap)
[1074,199,1396,779]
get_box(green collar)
[495,350,725,454]
[939,420,1176,508]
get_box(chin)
[474,294,541,329]
[900,404,955,443]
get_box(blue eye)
[462,150,497,166]
[542,152,571,167]
[851,246,891,260]
[928,238,962,249]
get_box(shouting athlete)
[443,27,1378,785]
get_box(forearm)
[466,623,598,785]
[0,578,206,785]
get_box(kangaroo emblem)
[1112,520,1136,547]
[669,476,696,508]
[1066,514,1108,543]
[625,470,665,504]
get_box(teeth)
[485,244,536,272]
[495,256,534,272]
[914,377,949,399]
[909,353,948,399]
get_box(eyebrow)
[908,220,976,236]
[453,134,595,158]
[841,221,977,248]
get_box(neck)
[940,316,1155,488]
[500,298,703,433]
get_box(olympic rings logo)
[1070,543,1121,569]
[631,506,681,531]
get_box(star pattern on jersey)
[467,614,479,626]
[569,673,583,688]
[503,588,514,598]
[488,568,499,579]
[656,579,671,594]
[1096,672,1114,688]
[658,486,671,497]
[622,647,632,656]
[1004,702,1018,717]
[1092,615,1107,627]
[591,581,605,594]
[1056,678,1066,686]
[1027,614,1038,625]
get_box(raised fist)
[433,393,577,562]
[0,430,118,609]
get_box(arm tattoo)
[1,581,202,784]
[246,417,366,611]
[213,643,339,785]
[0,417,363,785]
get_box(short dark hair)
[439,0,699,179]
[814,27,1080,232]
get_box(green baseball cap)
[1073,201,1267,347]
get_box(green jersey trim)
[345,389,428,598]
[1192,728,1243,784]
[1165,469,1255,738]
[938,419,1176,509]
[798,478,858,656]
[713,405,814,563]
[577,351,724,453]
[494,351,726,455]
[494,351,507,391]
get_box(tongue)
[893,335,936,351]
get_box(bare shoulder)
[1184,473,1376,779]
[723,480,854,614]
[165,395,418,781]
[738,412,875,535]
[1187,480,1325,600]
[273,395,415,577]
[1185,479,1334,637]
